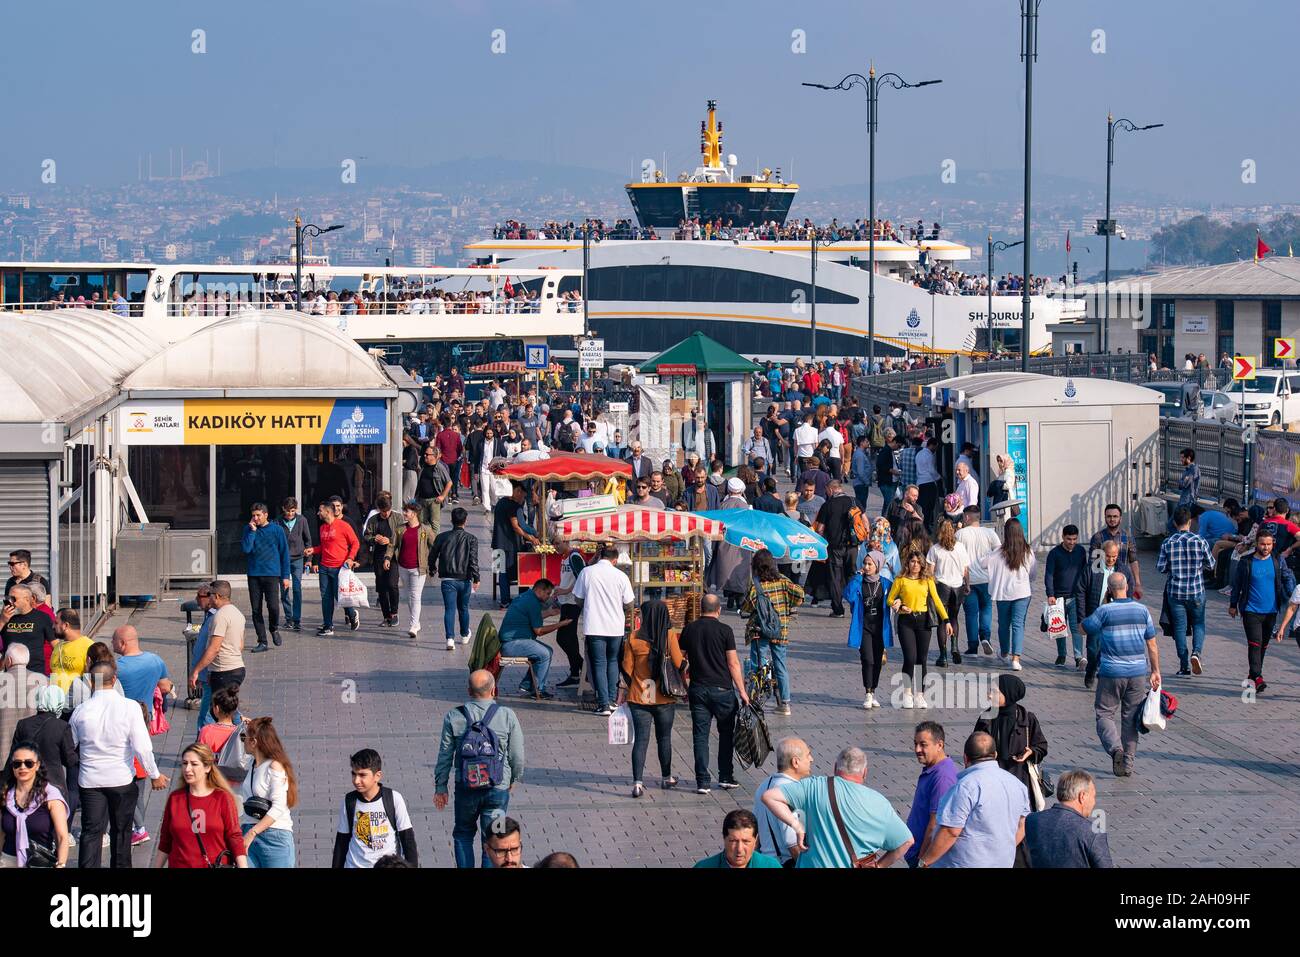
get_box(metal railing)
[3,297,584,318]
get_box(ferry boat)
[465,102,1084,361]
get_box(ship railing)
[162,298,581,318]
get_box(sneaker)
[291,620,301,632]
[1075,657,1085,670]
[446,638,456,650]
[696,785,712,795]
[862,694,875,710]
[596,705,615,716]
[66,833,76,848]
[632,782,645,798]
[1190,654,1203,675]
[829,611,846,619]
[952,649,962,664]
[460,633,472,644]
[316,627,334,637]
[1112,750,1128,777]
[1011,658,1023,671]
[1084,676,1096,690]
[131,828,150,847]
[557,675,580,688]
[980,640,993,655]
[717,779,741,790]
[348,615,360,631]
[271,631,282,647]
[915,692,929,708]
[1218,585,1233,596]
[1255,678,1268,694]
[535,690,555,700]
[998,654,1010,666]
[901,689,915,709]
[775,703,791,716]
[251,642,270,654]
[870,694,882,709]
[1175,668,1192,678]
[661,776,678,789]
[1054,655,1067,667]
[935,655,948,668]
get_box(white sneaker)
[460,633,472,644]
[915,692,929,709]
[1011,657,1023,671]
[980,640,993,655]
[999,654,1010,666]
[901,689,915,709]
[446,638,456,650]
[862,694,874,710]
[871,695,882,709]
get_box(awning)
[493,451,633,483]
[469,361,563,375]
[555,505,725,542]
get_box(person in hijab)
[844,550,894,710]
[869,517,901,579]
[710,477,753,611]
[975,673,1049,810]
[661,460,684,509]
[616,599,685,798]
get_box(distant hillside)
[1149,213,1300,266]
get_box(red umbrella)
[493,451,632,483]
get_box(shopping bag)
[337,567,370,609]
[607,703,631,745]
[1140,687,1166,733]
[1042,599,1068,639]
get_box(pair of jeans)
[1094,674,1149,766]
[247,575,282,645]
[241,825,297,868]
[374,556,400,620]
[878,483,898,510]
[853,482,870,509]
[555,604,583,677]
[748,639,790,703]
[441,578,473,639]
[629,702,674,782]
[996,597,1031,656]
[281,562,303,625]
[1168,593,1206,670]
[77,782,138,868]
[688,685,737,787]
[963,582,992,651]
[452,787,510,868]
[319,565,356,630]
[499,637,552,694]
[1056,596,1085,658]
[585,634,623,709]
[1242,610,1276,681]
[827,545,854,615]
[399,566,426,633]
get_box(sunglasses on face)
[10,759,37,770]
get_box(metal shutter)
[0,461,52,581]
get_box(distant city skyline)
[1,0,1296,205]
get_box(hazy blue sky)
[2,0,1295,202]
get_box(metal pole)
[1104,115,1113,355]
[582,223,590,389]
[294,215,303,309]
[987,235,994,355]
[810,232,818,362]
[1020,1,1037,372]
[867,71,877,372]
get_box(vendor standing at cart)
[492,483,539,609]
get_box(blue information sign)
[1006,423,1029,538]
[525,343,550,369]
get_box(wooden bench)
[497,656,541,700]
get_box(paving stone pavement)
[115,484,1300,868]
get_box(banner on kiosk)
[118,398,387,445]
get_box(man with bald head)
[917,732,1030,868]
[434,669,526,868]
[112,624,172,712]
[1,583,55,675]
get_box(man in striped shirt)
[1082,573,1161,779]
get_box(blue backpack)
[457,703,504,790]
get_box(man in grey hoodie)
[277,497,312,631]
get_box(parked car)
[1201,389,1240,424]
[1147,382,1189,418]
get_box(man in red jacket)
[308,501,360,636]
[801,367,822,398]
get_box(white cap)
[727,477,746,493]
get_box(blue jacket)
[844,572,894,649]
[1229,553,1295,614]
[241,522,290,578]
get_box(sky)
[2,0,1296,204]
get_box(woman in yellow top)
[616,599,684,798]
[886,552,953,709]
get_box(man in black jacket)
[277,498,312,631]
[1228,531,1296,694]
[432,507,480,651]
[416,444,453,536]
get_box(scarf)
[866,550,886,584]
[639,598,671,675]
[5,783,65,867]
[990,674,1026,766]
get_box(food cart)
[468,360,565,399]
[491,452,633,587]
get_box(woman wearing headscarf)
[13,686,78,829]
[869,517,901,579]
[710,477,753,611]
[976,673,1049,866]
[661,460,684,510]
[843,550,893,710]
[615,599,685,797]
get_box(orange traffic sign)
[1275,338,1295,360]
[1233,355,1257,380]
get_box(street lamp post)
[1019,0,1040,372]
[986,236,1024,355]
[804,69,941,373]
[809,230,843,362]
[1103,115,1163,353]
[294,216,344,309]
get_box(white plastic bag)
[1141,687,1166,732]
[1043,599,1068,639]
[337,567,370,609]
[607,703,631,745]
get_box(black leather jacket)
[433,527,480,582]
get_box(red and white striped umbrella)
[554,505,726,542]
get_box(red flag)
[503,278,514,297]
[1256,235,1272,261]
[1065,229,1071,253]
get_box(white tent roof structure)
[930,373,1164,411]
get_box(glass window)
[642,265,665,301]
[130,446,211,530]
[665,265,689,301]
[689,266,715,301]
[735,269,762,302]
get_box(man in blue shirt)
[112,624,172,710]
[497,579,563,699]
[241,502,291,653]
[1156,507,1214,677]
[1082,573,1161,777]
[1023,769,1113,868]
[1044,524,1088,669]
[1229,531,1295,694]
[850,436,873,510]
[919,732,1029,868]
[906,722,959,867]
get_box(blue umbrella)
[694,508,828,562]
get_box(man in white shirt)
[572,546,635,716]
[956,506,1001,657]
[792,416,819,486]
[954,461,980,510]
[69,659,169,868]
[580,421,601,453]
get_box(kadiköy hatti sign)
[117,398,387,445]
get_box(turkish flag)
[1257,236,1272,260]
[1065,230,1071,253]
[503,278,514,297]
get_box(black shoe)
[829,610,846,619]
[1084,676,1096,690]
[1255,678,1268,694]
[1175,668,1192,678]
[1054,655,1067,667]
[348,616,360,631]
[1112,750,1128,777]
[557,675,580,688]
[952,649,962,664]
[718,779,741,790]
[291,620,301,632]
[316,627,334,637]
[271,631,282,647]
[696,785,712,795]
[251,643,269,653]
[935,655,949,668]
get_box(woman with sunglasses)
[153,743,247,868]
[238,717,298,868]
[1,743,70,867]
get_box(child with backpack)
[332,749,419,868]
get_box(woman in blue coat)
[844,550,893,710]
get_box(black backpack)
[344,785,399,842]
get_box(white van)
[1235,368,1300,427]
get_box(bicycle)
[745,657,778,710]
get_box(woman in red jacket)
[153,744,248,868]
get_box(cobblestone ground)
[116,483,1300,868]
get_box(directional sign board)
[524,343,549,369]
[1233,355,1257,381]
[1275,338,1295,361]
[578,338,605,370]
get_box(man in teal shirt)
[762,746,913,868]
[497,579,563,699]
[694,809,783,869]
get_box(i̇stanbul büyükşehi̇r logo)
[906,308,921,328]
[1064,379,1077,399]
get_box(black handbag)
[243,795,272,820]
[658,652,688,698]
[24,835,59,869]
[187,792,237,868]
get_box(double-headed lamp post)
[1103,115,1163,353]
[986,237,1023,355]
[804,69,941,373]
[294,215,344,309]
